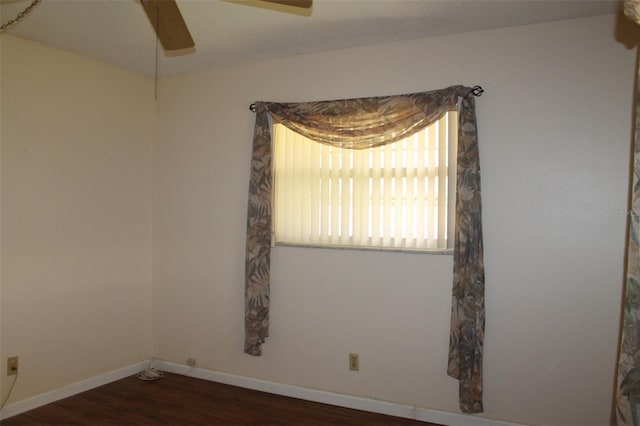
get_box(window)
[273,111,457,252]
[247,87,485,410]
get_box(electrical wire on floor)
[0,371,18,410]
[136,367,164,381]
[133,355,167,381]
[135,357,197,381]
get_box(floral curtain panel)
[616,2,640,425]
[245,85,485,413]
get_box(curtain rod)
[249,85,484,112]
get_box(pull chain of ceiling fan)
[154,3,159,100]
[0,0,42,32]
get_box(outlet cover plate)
[7,356,18,376]
[348,353,359,371]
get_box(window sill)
[273,242,453,255]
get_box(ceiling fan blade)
[259,0,312,9]
[141,0,194,51]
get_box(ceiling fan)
[140,0,313,51]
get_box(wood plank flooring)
[0,373,442,425]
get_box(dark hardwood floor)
[1,373,442,425]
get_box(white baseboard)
[1,359,525,426]
[0,361,147,421]
[153,360,526,426]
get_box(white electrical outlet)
[7,356,18,376]
[349,353,359,371]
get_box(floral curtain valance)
[244,85,485,414]
[263,87,464,149]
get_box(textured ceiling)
[0,0,621,76]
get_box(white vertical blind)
[447,112,458,247]
[273,111,457,251]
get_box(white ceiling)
[0,0,621,76]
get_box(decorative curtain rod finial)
[471,86,484,97]
[249,103,257,113]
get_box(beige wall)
[0,13,634,426]
[0,35,154,401]
[152,14,634,426]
